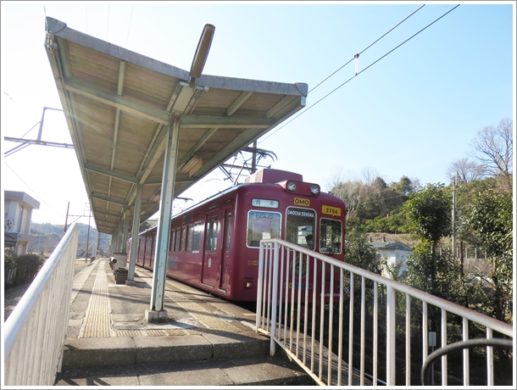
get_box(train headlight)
[310,184,320,195]
[287,182,297,192]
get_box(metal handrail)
[421,338,513,385]
[4,223,79,385]
[256,239,513,386]
[258,239,512,336]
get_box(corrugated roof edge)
[45,17,308,97]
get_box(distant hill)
[29,222,111,258]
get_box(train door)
[219,209,233,291]
[201,212,222,288]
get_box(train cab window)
[205,218,220,251]
[286,207,316,249]
[320,218,342,254]
[247,211,281,247]
[188,223,203,252]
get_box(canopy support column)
[147,118,179,322]
[121,211,129,252]
[127,183,142,283]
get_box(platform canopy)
[45,17,307,235]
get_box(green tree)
[464,185,512,322]
[403,183,451,248]
[345,228,384,274]
[403,184,456,299]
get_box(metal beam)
[179,128,218,170]
[91,192,128,207]
[107,61,126,216]
[63,78,170,125]
[85,163,137,184]
[94,210,123,219]
[142,178,193,186]
[180,114,273,129]
[227,91,252,116]
[3,137,74,149]
[266,95,297,119]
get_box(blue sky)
[1,1,515,225]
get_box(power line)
[309,4,426,94]
[260,4,460,145]
[4,161,63,216]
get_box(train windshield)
[247,211,281,247]
[320,218,342,254]
[286,207,315,250]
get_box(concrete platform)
[57,259,312,386]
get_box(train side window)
[174,229,181,252]
[181,226,187,252]
[205,218,220,251]
[188,223,203,252]
[224,211,233,251]
[320,218,342,254]
[286,207,316,249]
[247,211,281,248]
[169,230,175,251]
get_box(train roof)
[137,169,345,235]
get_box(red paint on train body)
[132,169,347,302]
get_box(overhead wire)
[309,4,426,94]
[4,161,64,216]
[260,4,460,145]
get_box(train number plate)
[322,205,341,217]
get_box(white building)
[4,191,40,255]
[371,240,411,279]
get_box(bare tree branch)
[473,118,513,182]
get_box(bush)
[13,254,45,286]
[4,250,17,287]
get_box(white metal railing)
[256,239,513,386]
[4,223,79,386]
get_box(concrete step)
[62,334,270,369]
[57,355,313,386]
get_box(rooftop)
[45,17,307,234]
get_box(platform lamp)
[189,23,215,83]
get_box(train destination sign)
[287,208,315,218]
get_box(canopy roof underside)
[45,17,307,234]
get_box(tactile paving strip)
[79,261,112,338]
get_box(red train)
[132,169,347,301]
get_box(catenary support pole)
[121,210,129,253]
[147,118,179,321]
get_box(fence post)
[256,242,265,331]
[269,241,280,356]
[386,285,396,385]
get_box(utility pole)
[451,176,456,258]
[64,201,70,232]
[95,231,101,258]
[251,140,257,174]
